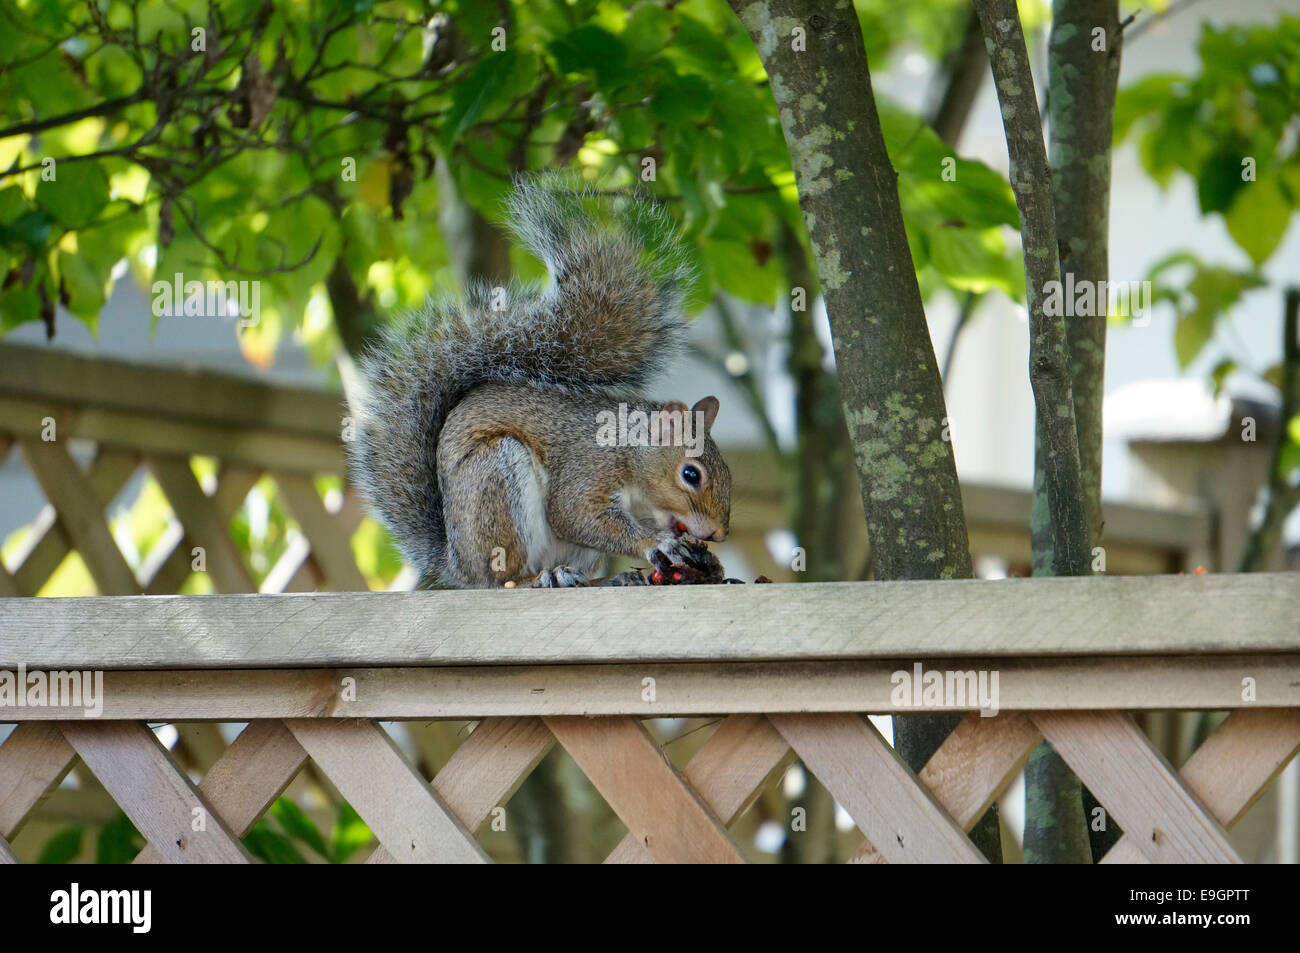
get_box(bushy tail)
[348,176,694,577]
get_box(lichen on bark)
[730,0,1002,861]
[729,0,973,584]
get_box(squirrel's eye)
[681,464,701,487]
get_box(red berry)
[650,570,664,584]
[675,521,688,534]
[671,571,684,582]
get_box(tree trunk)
[1046,0,1119,551]
[727,0,972,582]
[1036,0,1125,864]
[974,0,1091,580]
[975,0,1111,863]
[729,0,1004,862]
[781,222,862,585]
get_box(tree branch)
[0,91,146,141]
[1039,0,1121,562]
[1239,288,1300,572]
[927,8,988,146]
[974,0,1090,578]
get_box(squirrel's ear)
[692,396,720,433]
[658,400,689,446]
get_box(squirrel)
[348,178,732,589]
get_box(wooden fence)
[0,341,1212,598]
[0,342,1294,862]
[0,575,1297,863]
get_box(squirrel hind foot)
[525,565,589,589]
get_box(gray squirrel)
[347,178,731,588]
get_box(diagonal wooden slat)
[134,720,308,863]
[0,835,17,863]
[431,717,554,829]
[10,448,138,596]
[18,441,140,594]
[606,714,793,863]
[0,723,78,839]
[1101,708,1300,864]
[1033,710,1242,863]
[290,487,365,591]
[770,712,985,864]
[273,472,369,591]
[917,711,1042,827]
[60,721,250,862]
[261,533,319,594]
[849,711,1042,863]
[142,463,261,594]
[264,489,364,594]
[368,717,555,863]
[146,455,256,593]
[286,719,487,863]
[545,715,745,863]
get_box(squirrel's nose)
[711,528,727,542]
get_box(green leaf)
[1186,264,1267,317]
[243,820,308,864]
[58,249,110,329]
[0,277,44,332]
[1279,437,1300,481]
[549,25,630,85]
[37,825,84,864]
[35,163,110,229]
[665,14,732,73]
[910,166,1019,230]
[1114,73,1183,142]
[623,5,673,62]
[704,238,780,306]
[1209,359,1236,396]
[95,811,144,864]
[1196,144,1252,215]
[0,210,54,253]
[269,797,329,859]
[711,79,774,171]
[440,50,520,149]
[330,801,373,864]
[1223,174,1292,265]
[929,226,1023,298]
[1174,311,1215,368]
[650,73,713,123]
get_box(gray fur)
[348,176,694,578]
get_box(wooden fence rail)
[1,577,1297,863]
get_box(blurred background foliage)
[0,0,1031,357]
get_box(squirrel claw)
[528,566,588,588]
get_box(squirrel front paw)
[646,534,725,582]
[602,569,650,587]
[528,565,589,588]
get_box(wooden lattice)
[2,704,1297,863]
